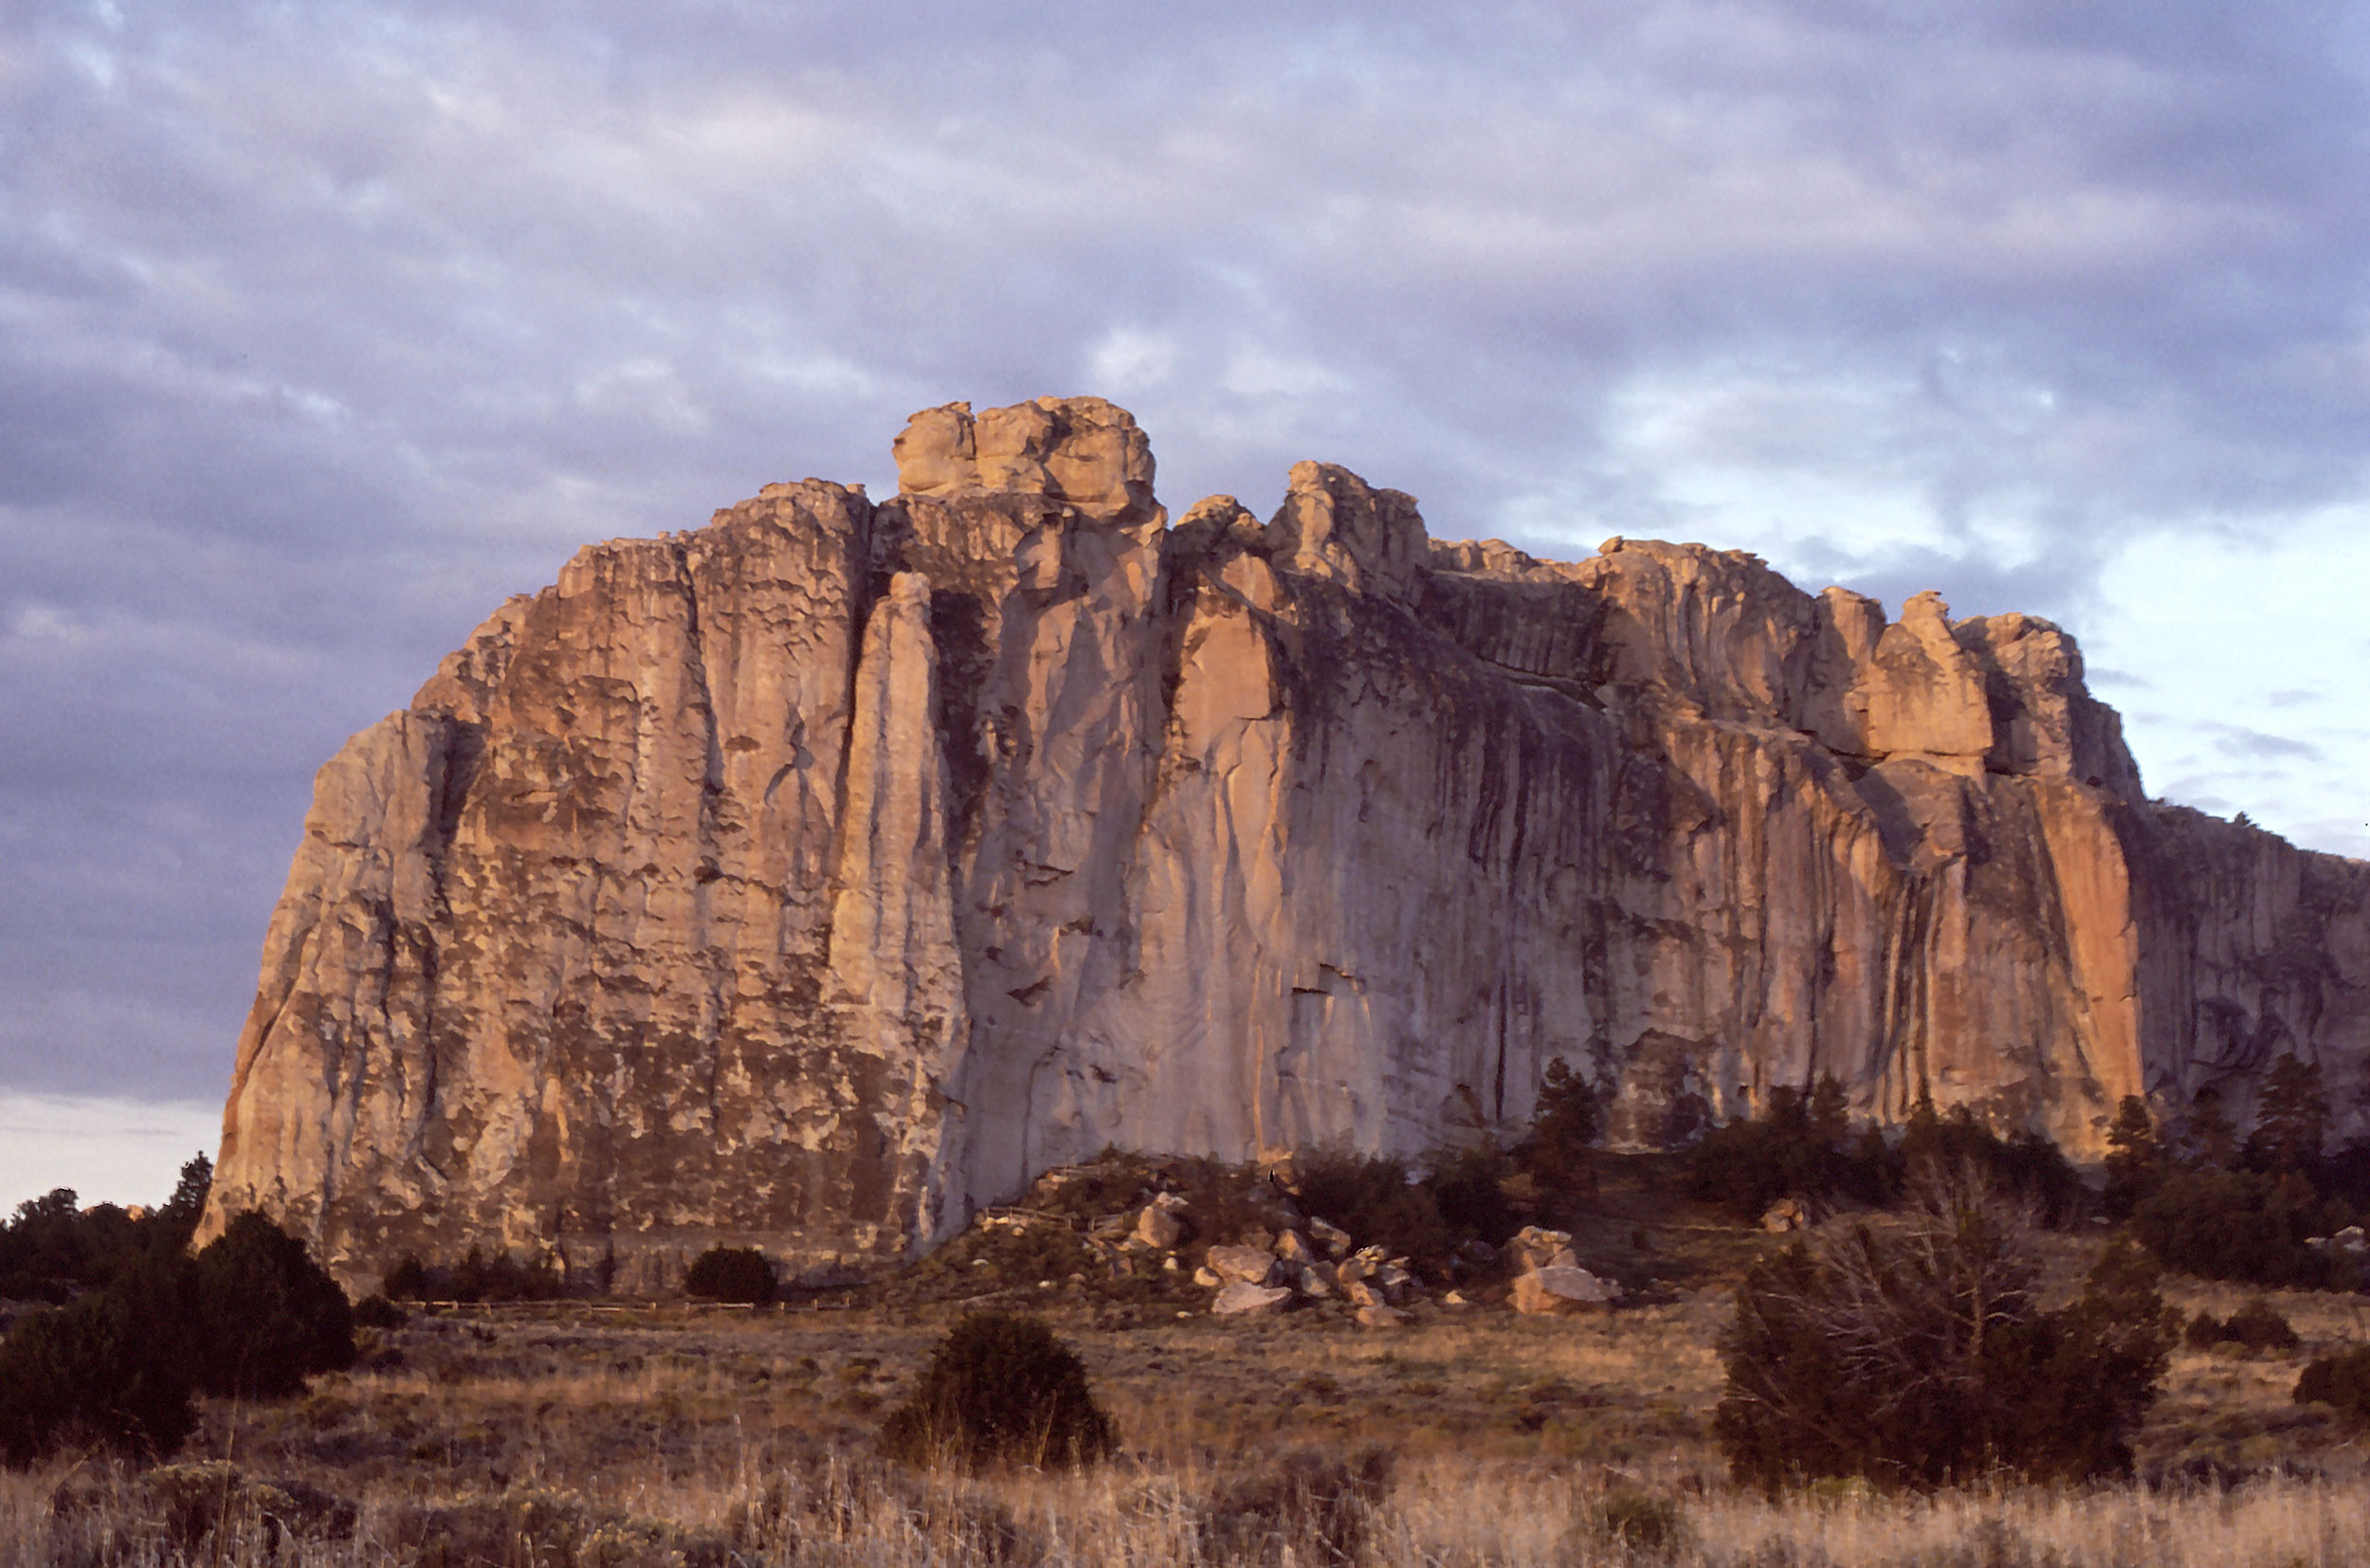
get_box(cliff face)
[202,397,2370,1289]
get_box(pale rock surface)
[1212,1282,1292,1316]
[1205,1245,1280,1286]
[1513,1267,1623,1316]
[202,396,2370,1290]
[1135,1204,1184,1249]
[1357,1304,1413,1328]
[1507,1228,1576,1273]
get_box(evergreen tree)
[2184,1086,2237,1169]
[2101,1096,2163,1219]
[2250,1053,2328,1176]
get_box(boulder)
[1512,1266,1622,1316]
[1212,1282,1293,1317]
[1508,1227,1577,1274]
[1760,1196,1808,1233]
[1136,1204,1185,1249]
[1356,1304,1413,1329]
[1295,1266,1335,1298]
[1309,1217,1353,1256]
[1274,1229,1315,1266]
[1205,1245,1280,1286]
[1192,1265,1223,1288]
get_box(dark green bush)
[351,1294,410,1330]
[684,1246,776,1304]
[1422,1144,1521,1250]
[1715,1176,2168,1490]
[879,1312,1114,1471]
[2295,1345,2370,1426]
[382,1247,562,1304]
[447,1247,562,1303]
[0,1252,199,1466]
[1896,1101,2084,1227]
[191,1212,356,1400]
[1686,1078,1886,1218]
[1292,1150,1452,1267]
[2196,1298,2302,1353]
[0,1155,212,1304]
[2129,1167,2334,1288]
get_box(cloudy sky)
[4,0,2366,1208]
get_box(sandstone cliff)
[201,397,2370,1289]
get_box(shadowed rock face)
[200,396,2370,1290]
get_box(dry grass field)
[9,1160,2370,1565]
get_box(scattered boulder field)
[962,1158,1624,1327]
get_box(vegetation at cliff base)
[2105,1056,2370,1289]
[685,1245,777,1304]
[378,1246,562,1304]
[0,1152,212,1303]
[1715,1172,2170,1489]
[1684,1078,2080,1226]
[0,1157,356,1468]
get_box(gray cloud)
[4,0,2368,1100]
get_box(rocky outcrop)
[201,396,2370,1290]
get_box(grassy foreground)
[3,1257,2368,1564]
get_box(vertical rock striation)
[203,397,2370,1289]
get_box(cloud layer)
[4,0,2366,1103]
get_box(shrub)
[1896,1102,2084,1227]
[2295,1345,2370,1426]
[1292,1150,1452,1267]
[0,1154,214,1304]
[2129,1167,2332,1287]
[351,1294,410,1330]
[1686,1076,1890,1220]
[1199,1449,1392,1567]
[684,1246,776,1304]
[1422,1144,1521,1250]
[447,1246,563,1303]
[0,1252,200,1466]
[191,1212,356,1400]
[879,1312,1114,1471]
[2217,1298,2302,1353]
[1715,1171,2168,1489]
[1593,1488,1684,1554]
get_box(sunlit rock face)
[200,396,2370,1290]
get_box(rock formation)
[200,397,2370,1290]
